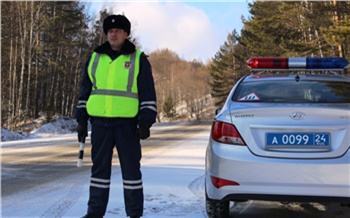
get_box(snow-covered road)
[2,121,349,218]
[1,122,210,218]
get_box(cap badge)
[112,19,115,23]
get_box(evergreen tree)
[163,95,176,120]
[210,0,349,109]
[240,1,350,58]
[239,1,286,56]
[320,1,350,59]
[209,30,249,107]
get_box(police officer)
[76,14,157,218]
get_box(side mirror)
[215,108,221,115]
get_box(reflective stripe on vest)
[86,50,141,118]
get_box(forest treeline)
[1,1,349,131]
[211,1,350,106]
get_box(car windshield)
[232,80,350,103]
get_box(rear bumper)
[205,140,350,202]
[221,194,350,203]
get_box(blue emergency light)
[246,57,349,69]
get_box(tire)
[205,193,229,218]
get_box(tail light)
[211,121,246,145]
[211,176,240,188]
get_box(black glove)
[77,121,88,142]
[136,126,150,140]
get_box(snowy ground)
[1,120,210,218]
[3,118,347,218]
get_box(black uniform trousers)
[88,123,143,217]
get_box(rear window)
[232,80,350,103]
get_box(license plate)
[266,133,330,148]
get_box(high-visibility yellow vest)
[86,50,141,118]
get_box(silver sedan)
[205,57,350,218]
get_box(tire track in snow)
[188,174,205,200]
[189,174,207,217]
[40,180,84,218]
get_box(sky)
[2,121,210,217]
[84,0,252,63]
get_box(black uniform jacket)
[75,39,157,128]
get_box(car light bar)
[246,57,349,69]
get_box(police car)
[205,57,350,218]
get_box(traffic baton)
[77,137,86,167]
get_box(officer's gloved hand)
[136,126,150,140]
[77,121,88,142]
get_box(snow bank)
[30,117,77,136]
[1,128,27,142]
[1,117,78,142]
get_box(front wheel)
[206,193,229,218]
